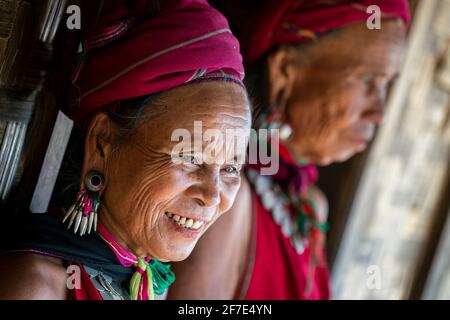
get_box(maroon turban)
[226,0,411,65]
[62,0,245,123]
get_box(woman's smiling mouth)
[164,212,205,230]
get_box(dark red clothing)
[70,264,103,300]
[237,192,330,300]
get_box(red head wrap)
[227,0,411,65]
[62,0,245,122]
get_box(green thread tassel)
[130,259,144,300]
[129,258,175,300]
[149,259,176,295]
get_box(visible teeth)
[165,212,205,230]
[185,219,194,228]
[191,220,203,230]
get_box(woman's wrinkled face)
[83,82,251,261]
[279,20,406,166]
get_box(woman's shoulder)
[0,252,68,300]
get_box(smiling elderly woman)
[0,0,250,300]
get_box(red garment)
[227,0,411,65]
[70,263,103,300]
[238,192,330,300]
[62,0,244,123]
[240,141,329,299]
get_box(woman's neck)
[98,208,147,259]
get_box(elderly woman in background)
[169,0,410,299]
[0,0,250,300]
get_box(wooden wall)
[0,0,71,215]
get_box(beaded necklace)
[246,143,329,259]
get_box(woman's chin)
[328,147,366,165]
[151,218,203,261]
[155,242,197,262]
[313,148,360,166]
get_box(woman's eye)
[363,75,373,87]
[359,72,374,90]
[222,165,240,175]
[182,155,200,166]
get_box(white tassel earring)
[62,171,104,236]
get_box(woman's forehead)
[306,22,405,73]
[136,107,250,163]
[131,87,250,151]
[150,108,251,139]
[144,83,250,126]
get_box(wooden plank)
[422,208,450,299]
[39,0,68,43]
[6,90,59,216]
[413,158,450,299]
[0,121,27,200]
[0,0,35,87]
[0,0,68,211]
[30,110,73,213]
[0,87,37,123]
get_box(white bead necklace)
[246,169,309,254]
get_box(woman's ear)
[266,46,298,111]
[80,112,118,187]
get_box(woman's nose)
[191,171,221,208]
[362,102,384,125]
